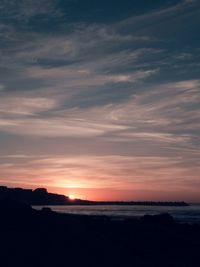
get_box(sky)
[0,0,200,201]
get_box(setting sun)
[69,195,75,200]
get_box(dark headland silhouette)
[0,186,189,206]
[0,186,199,267]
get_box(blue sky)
[0,0,200,201]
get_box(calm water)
[33,204,200,223]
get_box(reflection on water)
[33,204,200,223]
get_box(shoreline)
[1,201,200,266]
[33,203,200,224]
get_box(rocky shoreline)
[0,200,199,267]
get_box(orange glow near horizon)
[1,182,200,202]
[1,154,200,202]
[49,186,200,203]
[0,1,200,207]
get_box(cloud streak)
[0,0,200,200]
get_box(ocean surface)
[33,204,200,223]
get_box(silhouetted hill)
[0,186,189,206]
[0,186,70,205]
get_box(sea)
[33,204,200,224]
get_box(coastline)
[1,201,200,267]
[33,203,200,224]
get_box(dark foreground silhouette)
[0,186,189,206]
[0,199,199,267]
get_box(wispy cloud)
[0,0,200,200]
[0,0,61,22]
[0,96,58,115]
[0,154,199,192]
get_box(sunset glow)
[1,2,200,267]
[0,0,200,202]
[69,195,76,200]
